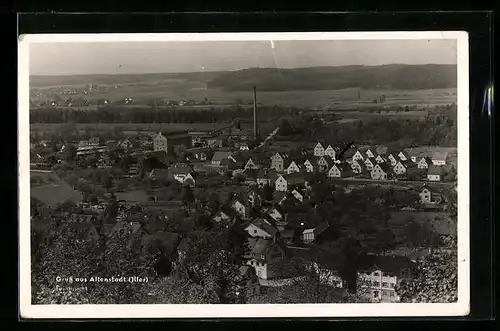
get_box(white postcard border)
[18,31,470,319]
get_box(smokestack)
[253,85,257,140]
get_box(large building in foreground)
[153,131,192,155]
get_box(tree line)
[279,107,457,147]
[29,105,302,124]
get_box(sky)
[29,39,457,76]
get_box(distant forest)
[206,65,457,91]
[30,64,456,91]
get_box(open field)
[30,86,457,109]
[30,122,230,134]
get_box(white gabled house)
[275,175,288,192]
[387,153,399,167]
[285,160,302,175]
[417,156,432,169]
[371,163,391,180]
[393,161,408,175]
[324,145,336,160]
[431,151,448,166]
[317,156,331,172]
[419,187,444,204]
[291,189,305,202]
[427,166,441,182]
[244,157,259,170]
[244,219,277,240]
[352,150,365,162]
[365,148,375,159]
[350,160,364,174]
[327,163,352,178]
[303,159,317,173]
[212,210,233,224]
[398,151,411,162]
[364,157,376,171]
[313,142,325,157]
[375,154,387,164]
[231,198,250,219]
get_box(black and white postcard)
[19,32,469,318]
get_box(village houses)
[327,163,353,178]
[317,155,331,172]
[358,254,415,302]
[371,163,391,180]
[387,153,399,167]
[270,152,289,172]
[419,186,444,204]
[313,142,325,157]
[431,151,448,166]
[230,197,250,220]
[364,157,377,171]
[324,145,337,159]
[274,173,306,192]
[211,151,236,165]
[303,158,317,173]
[417,156,432,169]
[244,237,286,280]
[427,165,442,182]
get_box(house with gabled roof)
[256,168,279,188]
[301,222,330,243]
[350,159,364,174]
[393,160,416,176]
[291,188,307,203]
[229,196,250,219]
[371,163,391,180]
[244,156,260,170]
[270,152,289,172]
[352,149,366,163]
[275,173,306,192]
[365,148,376,159]
[212,207,236,224]
[327,163,352,178]
[313,142,325,157]
[244,238,286,279]
[317,156,331,172]
[211,151,235,165]
[324,145,336,159]
[358,254,415,302]
[285,160,304,175]
[427,165,442,181]
[397,151,411,162]
[375,154,387,164]
[387,153,399,167]
[169,164,196,186]
[116,138,133,150]
[303,158,318,173]
[417,156,432,169]
[431,151,448,166]
[419,186,444,204]
[364,157,377,171]
[262,205,284,223]
[244,218,279,241]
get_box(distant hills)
[206,65,457,91]
[31,64,456,91]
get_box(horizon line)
[29,63,457,77]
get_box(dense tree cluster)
[396,238,458,303]
[207,65,457,91]
[29,105,300,124]
[279,105,457,147]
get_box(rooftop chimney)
[253,85,258,140]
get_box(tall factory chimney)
[253,85,258,140]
